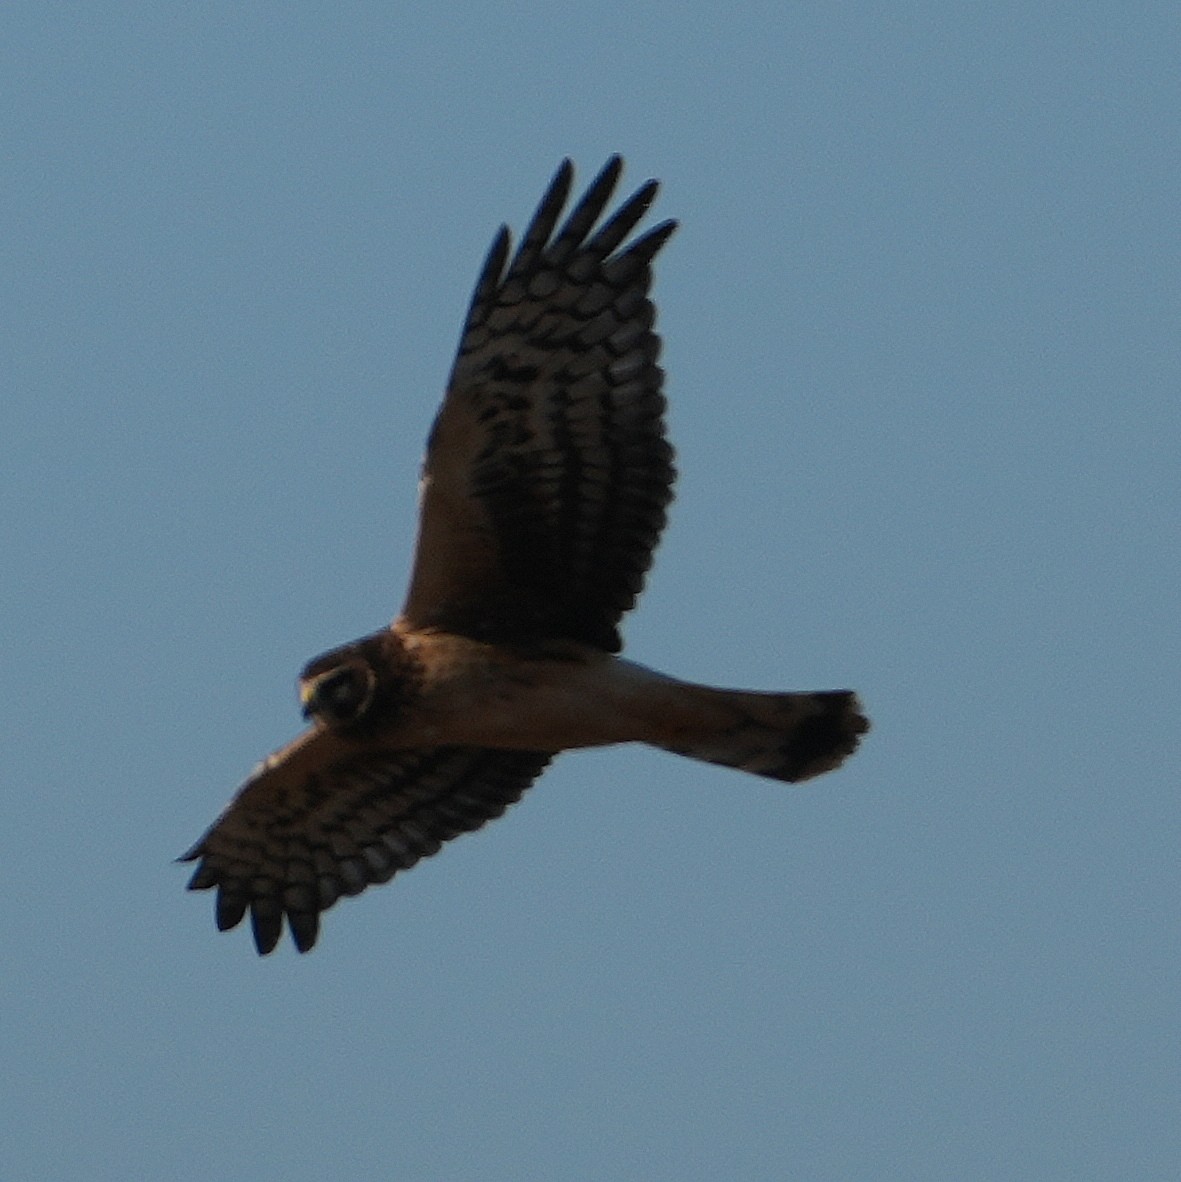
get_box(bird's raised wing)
[400,157,678,653]
[181,729,552,954]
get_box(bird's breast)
[393,632,666,751]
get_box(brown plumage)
[182,157,869,955]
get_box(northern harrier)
[182,157,868,954]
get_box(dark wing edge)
[402,156,679,652]
[181,744,553,955]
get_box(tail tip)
[781,691,869,782]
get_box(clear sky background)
[3,4,1177,1179]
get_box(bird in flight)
[182,157,869,955]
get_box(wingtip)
[176,841,203,865]
[649,217,679,244]
[546,157,576,202]
[250,902,283,956]
[288,911,320,954]
[597,153,624,182]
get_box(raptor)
[182,157,869,954]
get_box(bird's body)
[183,157,869,954]
[313,627,662,751]
[395,634,669,752]
[296,624,857,763]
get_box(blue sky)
[3,3,1178,1179]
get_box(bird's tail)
[654,685,869,783]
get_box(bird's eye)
[304,665,375,726]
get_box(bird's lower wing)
[181,728,552,955]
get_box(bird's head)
[299,646,378,730]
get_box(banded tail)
[656,686,869,783]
